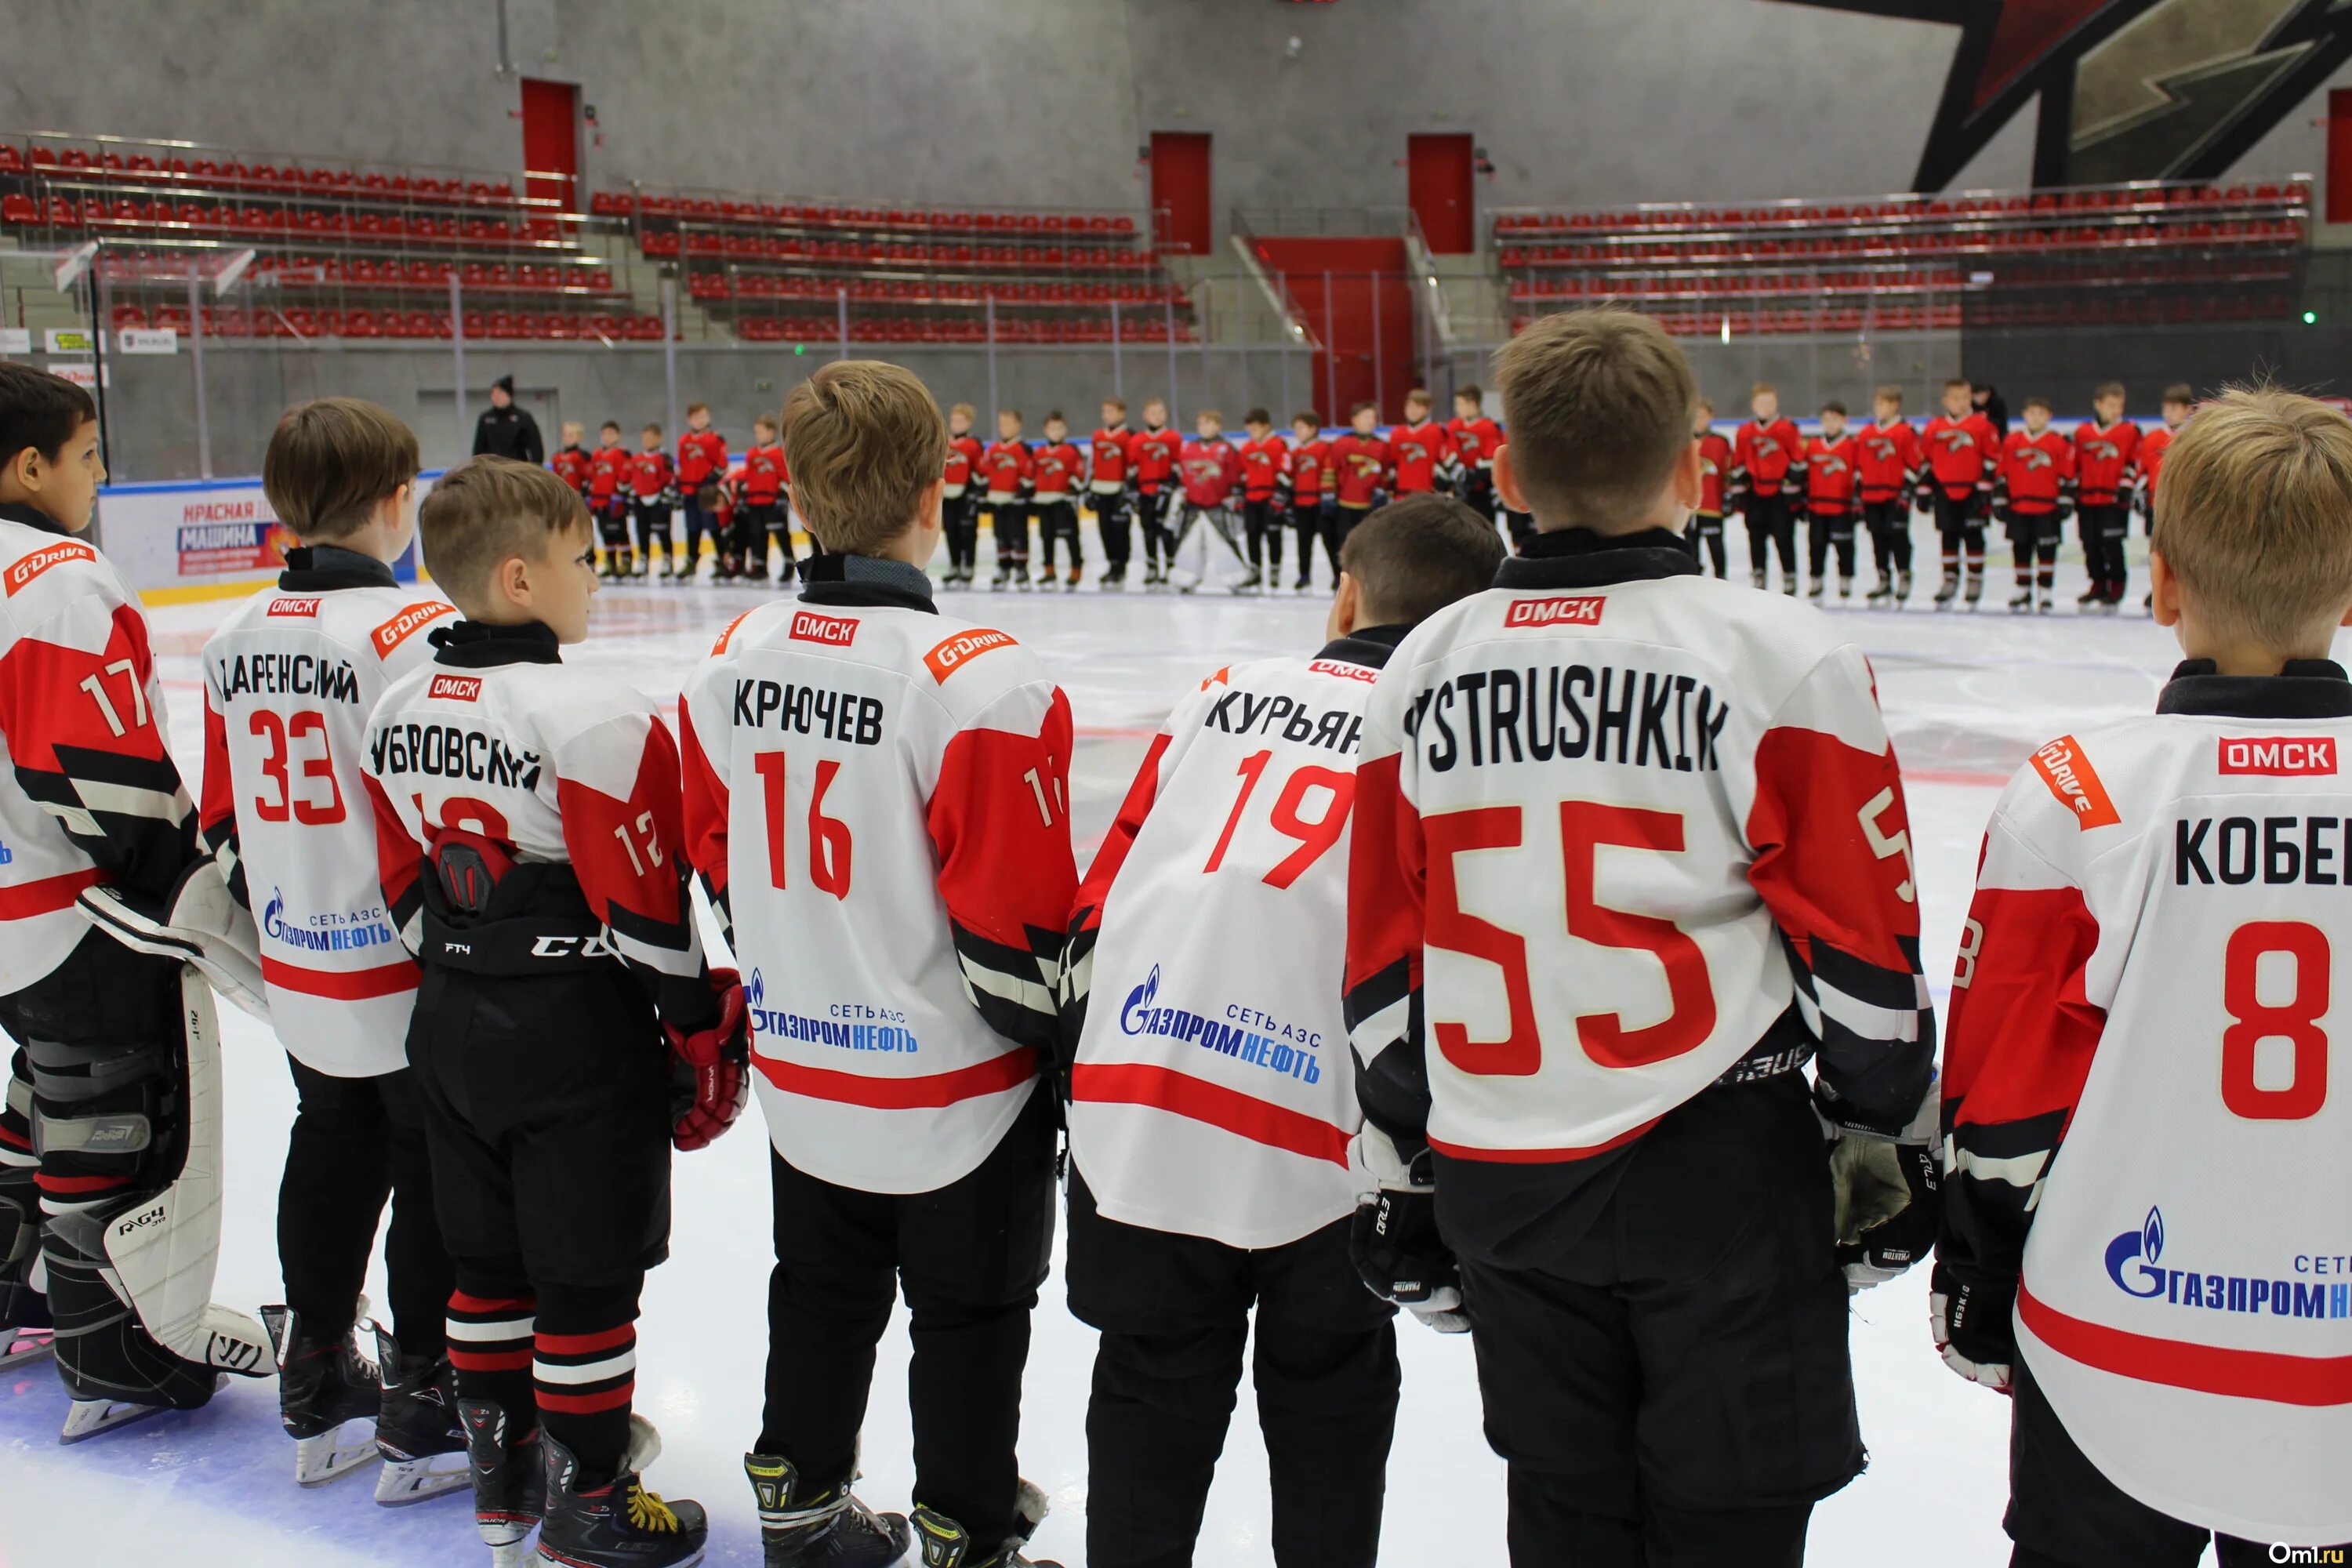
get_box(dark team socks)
[448,1283,538,1431]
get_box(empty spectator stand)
[596,185,1192,346]
[1492,180,2311,338]
[0,131,661,341]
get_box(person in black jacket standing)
[470,376,544,466]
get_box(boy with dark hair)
[203,397,466,1498]
[1328,403,1392,564]
[587,421,633,582]
[1060,492,1504,1568]
[630,423,678,581]
[1937,387,2352,1567]
[1345,311,1936,1566]
[2072,382,2139,612]
[1033,413,1086,592]
[1689,397,1733,578]
[1997,396,2076,615]
[362,456,745,1568]
[1733,381,1803,593]
[1858,387,1921,607]
[681,360,1076,1568]
[1288,411,1334,592]
[1390,388,1457,497]
[983,408,1035,592]
[1238,408,1290,592]
[737,415,791,584]
[1450,384,1504,523]
[1923,377,1998,609]
[1804,399,1860,602]
[1090,397,1137,589]
[0,362,274,1436]
[677,403,729,582]
[1132,398,1184,588]
[943,402,985,590]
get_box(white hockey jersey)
[1065,631,1400,1250]
[1344,529,1934,1256]
[1943,659,2352,1544]
[200,547,455,1076]
[360,619,713,1022]
[0,504,194,996]
[679,556,1077,1196]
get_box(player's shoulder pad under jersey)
[0,533,133,636]
[370,598,458,660]
[2013,727,2131,837]
[917,612,1049,711]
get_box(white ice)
[0,536,2263,1567]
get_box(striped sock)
[447,1287,536,1427]
[534,1309,637,1486]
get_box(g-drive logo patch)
[2105,1207,2350,1323]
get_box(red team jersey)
[677,427,729,491]
[1087,426,1134,491]
[550,445,593,496]
[981,438,1033,500]
[1855,420,1921,503]
[1328,434,1393,510]
[1178,437,1243,508]
[1943,670,2352,1544]
[1132,426,1182,494]
[1239,434,1288,501]
[1923,413,1999,501]
[944,433,984,498]
[2139,423,2179,510]
[1390,420,1457,495]
[1695,431,1733,517]
[1803,432,1860,514]
[1999,428,2076,516]
[1289,437,1332,500]
[1448,414,1504,474]
[2073,419,2141,506]
[739,443,789,507]
[629,450,675,501]
[588,445,630,503]
[1031,439,1084,503]
[1733,418,1803,496]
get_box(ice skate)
[60,1374,229,1444]
[536,1416,707,1568]
[1294,574,1312,593]
[1065,567,1081,593]
[1932,571,1958,609]
[989,568,1009,592]
[745,1453,909,1568]
[903,1480,1061,1567]
[1865,579,1892,607]
[1896,568,1914,604]
[1100,564,1125,590]
[2008,588,2034,615]
[372,1324,468,1506]
[2,1321,54,1370]
[1750,570,1767,591]
[1014,571,1033,593]
[1964,574,1985,611]
[1838,574,1854,601]
[263,1303,382,1486]
[1780,576,1798,597]
[1806,579,1824,603]
[461,1399,545,1566]
[2035,590,2055,615]
[2077,583,2105,610]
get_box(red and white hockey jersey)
[2071,418,2140,507]
[1087,425,1133,492]
[1923,413,1998,503]
[551,444,593,497]
[0,505,196,995]
[1390,420,1457,495]
[1942,661,2352,1545]
[1289,436,1332,502]
[1344,529,1933,1256]
[980,438,1033,503]
[2139,421,2182,511]
[1063,630,1403,1249]
[360,620,717,1029]
[1694,430,1734,517]
[1131,425,1182,495]
[1328,433,1392,510]
[678,556,1077,1194]
[1031,438,1083,504]
[201,548,455,1076]
[1449,414,1504,474]
[677,427,729,492]
[944,432,984,499]
[1238,434,1288,503]
[1803,432,1859,515]
[1856,420,1920,505]
[1733,417,1803,498]
[1178,436,1243,509]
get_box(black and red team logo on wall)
[1777,0,2352,188]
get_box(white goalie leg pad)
[78,858,270,1023]
[96,968,271,1378]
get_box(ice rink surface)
[0,544,2259,1567]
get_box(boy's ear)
[1494,443,1526,514]
[1671,436,1702,510]
[2147,550,2182,629]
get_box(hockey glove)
[1817,1076,1940,1293]
[1350,1127,1468,1333]
[1914,482,1935,513]
[1930,1265,2015,1395]
[78,856,270,1022]
[666,968,750,1152]
[2055,497,2075,525]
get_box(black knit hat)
[492,374,514,395]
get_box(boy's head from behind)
[1491,309,1699,536]
[1331,492,1505,639]
[2152,388,2352,665]
[263,397,420,560]
[0,362,103,533]
[782,359,947,557]
[419,457,597,643]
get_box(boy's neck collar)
[797,551,938,612]
[2160,659,2352,718]
[281,543,398,590]
[432,618,562,666]
[0,499,70,536]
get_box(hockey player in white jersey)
[0,364,273,1439]
[363,458,744,1568]
[198,399,464,1497]
[680,362,1076,1568]
[1937,389,2352,1565]
[1060,494,1504,1568]
[1343,313,1939,1566]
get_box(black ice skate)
[1750,570,1768,591]
[989,568,1011,592]
[746,1452,909,1568]
[261,1303,382,1486]
[1896,568,1914,604]
[1065,567,1082,593]
[1964,574,1985,610]
[538,1416,708,1568]
[1932,572,1959,609]
[1865,580,1893,607]
[459,1398,546,1567]
[1780,576,1799,597]
[2009,588,2034,615]
[372,1323,468,1506]
[907,1481,1061,1568]
[1839,574,1855,601]
[1239,567,1264,595]
[60,1374,230,1444]
[1806,579,1824,602]
[1293,573,1312,592]
[2078,583,2105,609]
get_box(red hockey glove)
[666,969,750,1152]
